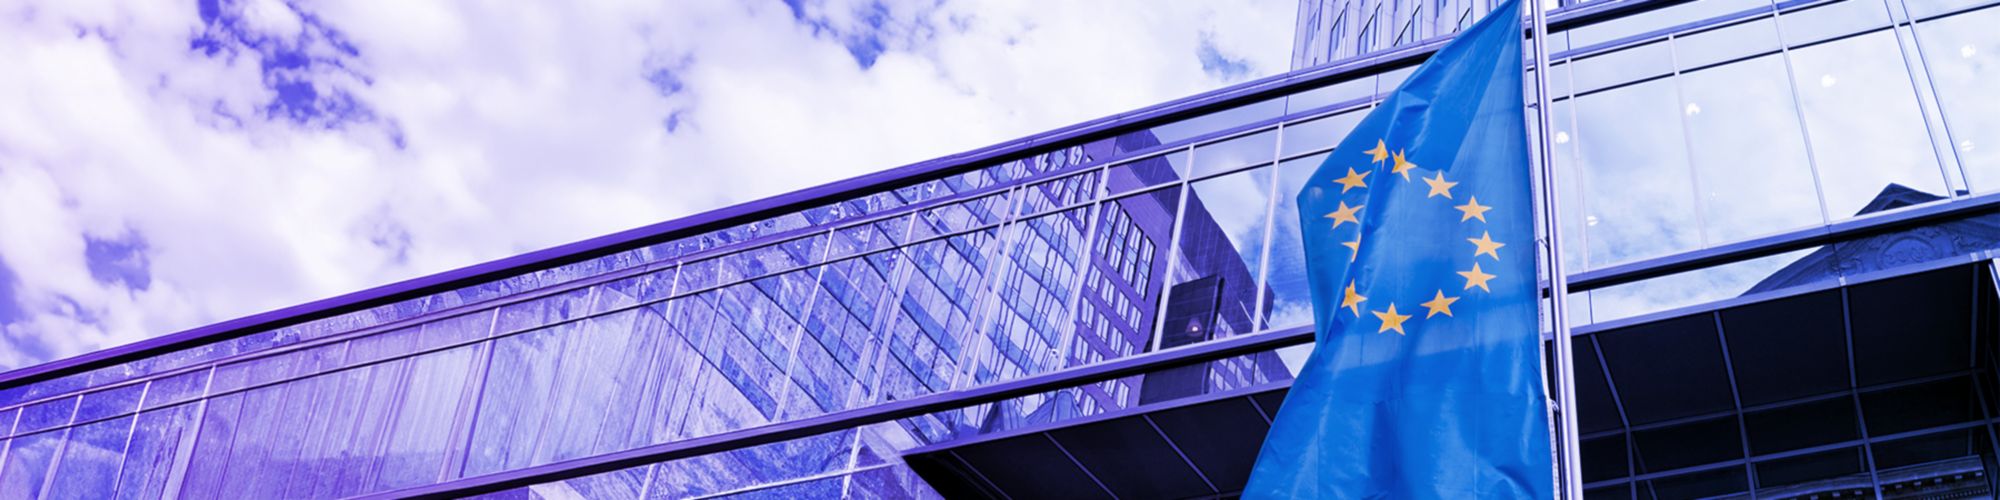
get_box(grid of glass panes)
[3,0,2000,497]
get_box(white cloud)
[0,0,1293,368]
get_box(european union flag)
[1244,0,1554,497]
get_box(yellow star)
[1373,303,1412,335]
[1342,282,1367,316]
[1467,231,1504,260]
[1458,262,1496,292]
[1333,167,1370,193]
[1342,232,1362,259]
[1421,290,1459,318]
[1324,201,1362,228]
[1455,196,1492,223]
[1363,139,1390,163]
[1423,171,1457,199]
[1391,150,1418,180]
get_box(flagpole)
[1523,0,1585,498]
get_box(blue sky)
[0,0,1292,368]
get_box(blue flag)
[1244,1,1554,498]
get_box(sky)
[0,0,1296,369]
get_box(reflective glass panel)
[1191,129,1278,178]
[1788,29,1949,217]
[1160,167,1275,343]
[1280,109,1367,158]
[1572,79,1703,267]
[1266,153,1328,331]
[1913,5,2000,192]
[1676,54,1823,243]
[1673,17,1782,71]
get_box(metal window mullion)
[1711,312,1760,498]
[34,385,87,496]
[1247,122,1285,336]
[827,218,927,489]
[945,185,1029,394]
[1974,261,2000,494]
[1143,414,1217,493]
[1767,0,1841,227]
[445,308,503,481]
[1838,287,1888,497]
[1054,172,1111,371]
[1587,336,1641,494]
[158,365,217,498]
[104,380,153,497]
[1042,432,1119,500]
[1663,32,1715,250]
[1148,147,1198,358]
[846,210,928,418]
[1890,0,1979,195]
[1584,419,1995,490]
[0,406,17,482]
[613,260,684,465]
[770,229,842,421]
[363,347,423,489]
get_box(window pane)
[1164,166,1274,338]
[1573,79,1702,267]
[1546,99,1590,272]
[1677,55,1824,243]
[1788,29,1948,217]
[1871,427,1994,496]
[1673,17,1781,71]
[1191,129,1277,178]
[1776,0,1892,47]
[957,206,1093,390]
[1090,188,1179,355]
[1266,153,1328,331]
[1570,42,1672,94]
[1281,109,1367,158]
[1752,447,1870,496]
[1914,5,2000,192]
[1106,151,1185,195]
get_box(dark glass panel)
[1751,447,1870,497]
[1871,427,1993,497]
[1631,417,1743,473]
[1719,290,1851,406]
[1596,315,1734,425]
[1847,267,1974,386]
[1742,395,1859,456]
[1638,465,1749,500]
[1583,433,1631,483]
[1860,376,1980,437]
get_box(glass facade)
[1,0,1999,498]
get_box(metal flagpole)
[1523,0,1585,498]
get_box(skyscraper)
[2,0,1998,498]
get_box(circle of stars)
[1325,137,1508,336]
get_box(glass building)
[2,0,2000,498]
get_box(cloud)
[0,0,1293,369]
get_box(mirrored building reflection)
[4,0,2000,498]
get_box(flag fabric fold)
[1243,1,1555,497]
